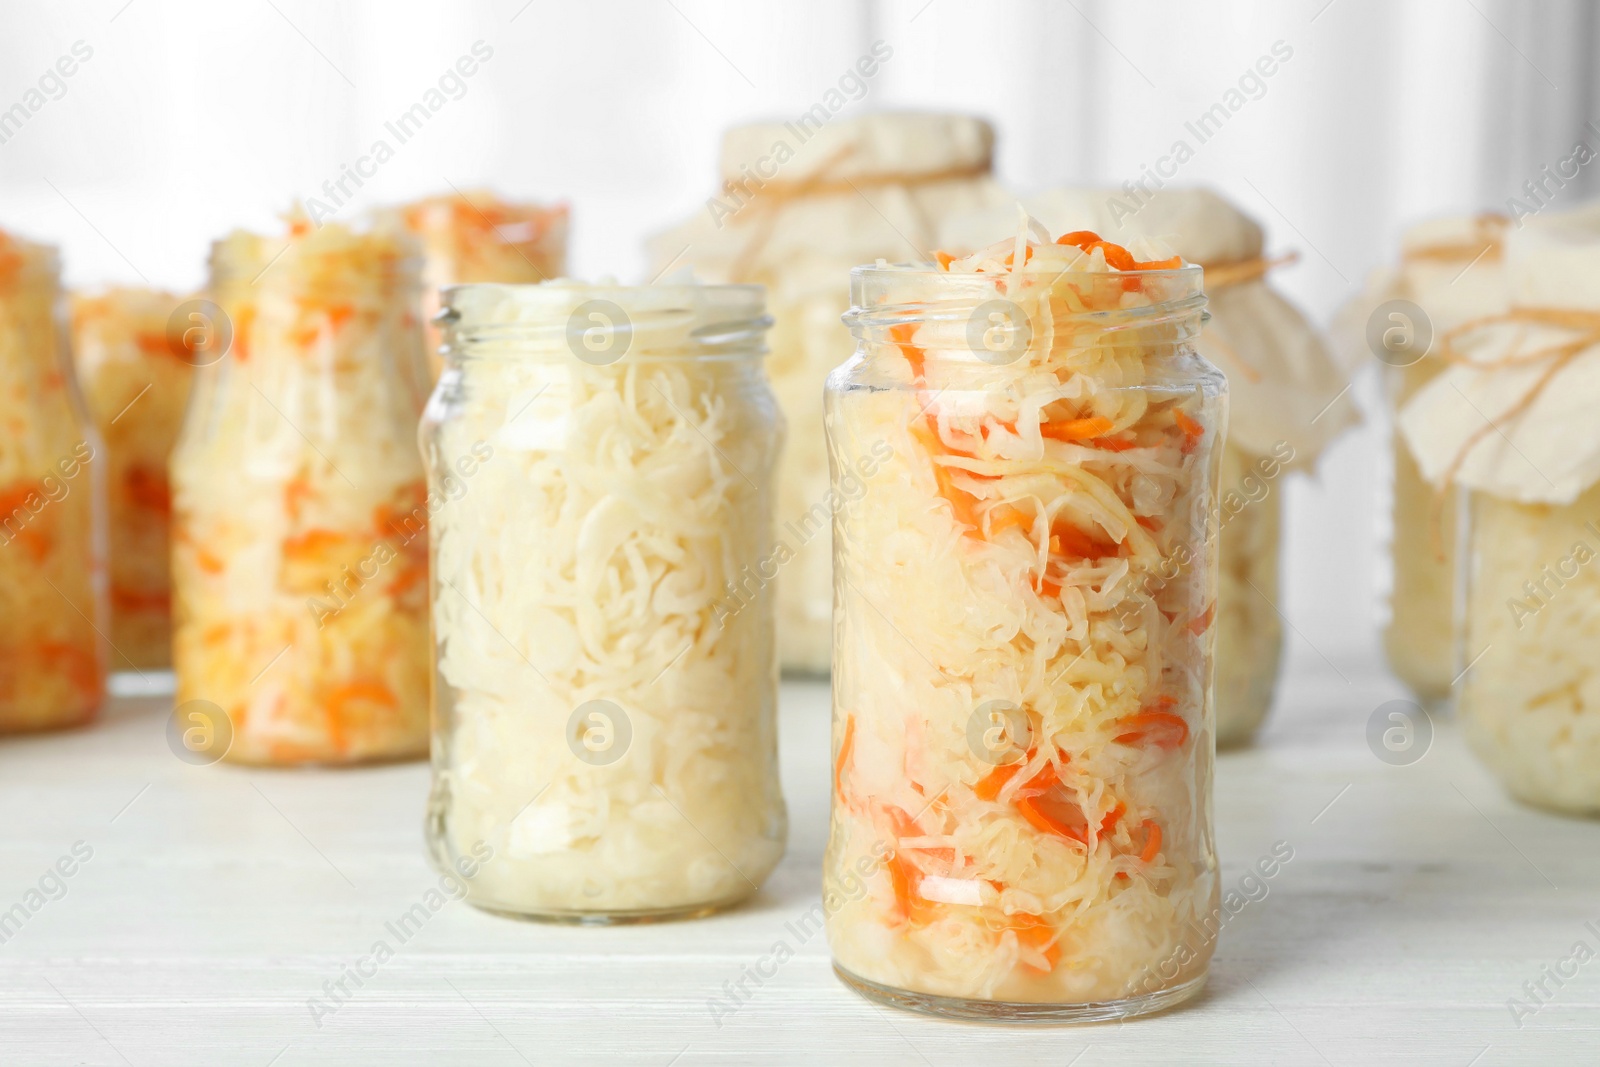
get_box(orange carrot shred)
[1041,415,1114,442]
[889,321,925,381]
[1139,819,1163,864]
[1011,914,1061,973]
[974,762,1021,802]
[1172,409,1204,453]
[835,714,855,796]
[1056,230,1101,250]
[1114,709,1189,749]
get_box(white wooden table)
[2,659,1596,1066]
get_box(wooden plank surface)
[1,660,1596,1065]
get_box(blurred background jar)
[169,217,432,765]
[1340,214,1507,708]
[0,229,106,732]
[944,189,1357,747]
[424,281,786,921]
[649,112,1010,675]
[826,237,1225,1020]
[70,288,194,671]
[1400,203,1600,813]
[388,190,568,380]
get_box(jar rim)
[440,282,772,362]
[845,263,1207,338]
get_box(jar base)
[832,964,1207,1024]
[465,894,753,927]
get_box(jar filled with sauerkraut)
[943,189,1355,747]
[1341,215,1507,706]
[423,281,787,922]
[0,230,106,732]
[169,217,432,765]
[650,112,1010,675]
[825,222,1226,1020]
[71,288,193,670]
[1401,203,1600,813]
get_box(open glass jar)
[824,230,1225,1021]
[170,220,432,765]
[0,231,105,731]
[423,282,787,922]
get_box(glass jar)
[1459,486,1600,813]
[71,288,193,671]
[825,239,1225,1021]
[391,191,568,381]
[170,221,432,765]
[1213,441,1285,746]
[423,281,787,922]
[0,232,106,731]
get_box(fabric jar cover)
[1401,202,1600,504]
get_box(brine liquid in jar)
[825,225,1225,1020]
[423,281,787,922]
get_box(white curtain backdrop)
[2,0,1596,667]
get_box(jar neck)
[440,282,771,366]
[845,266,1206,369]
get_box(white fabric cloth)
[1400,202,1600,504]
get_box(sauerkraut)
[0,229,106,731]
[391,190,568,378]
[169,216,432,764]
[424,282,787,919]
[825,223,1224,1016]
[649,113,1011,674]
[1460,486,1600,813]
[71,288,192,670]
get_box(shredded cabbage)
[825,225,1223,1007]
[170,216,431,764]
[71,288,191,670]
[1461,486,1600,813]
[0,230,105,731]
[424,282,787,917]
